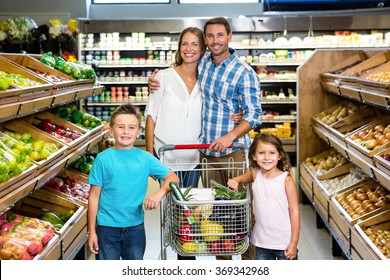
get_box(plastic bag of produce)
[0,76,13,90]
[40,52,56,68]
[54,56,66,72]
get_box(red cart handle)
[158,143,247,154]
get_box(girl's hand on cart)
[227,178,239,192]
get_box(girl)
[228,133,300,260]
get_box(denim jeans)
[255,247,298,260]
[96,223,146,260]
[176,167,200,189]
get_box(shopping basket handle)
[158,143,248,153]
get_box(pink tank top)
[250,170,291,250]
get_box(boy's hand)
[148,69,160,93]
[144,190,164,210]
[227,178,239,192]
[88,232,99,254]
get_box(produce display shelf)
[95,63,170,68]
[86,101,147,106]
[98,81,148,85]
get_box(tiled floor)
[143,178,346,260]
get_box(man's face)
[204,24,232,60]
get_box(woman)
[145,27,206,189]
[145,26,206,261]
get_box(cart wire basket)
[158,143,250,259]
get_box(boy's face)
[109,114,141,150]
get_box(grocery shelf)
[86,101,147,106]
[95,63,171,68]
[98,81,148,85]
[261,99,296,104]
[232,44,390,50]
[260,117,296,123]
[251,62,301,66]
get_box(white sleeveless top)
[250,170,291,250]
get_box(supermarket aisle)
[143,178,346,260]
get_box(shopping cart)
[158,143,250,260]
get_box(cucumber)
[57,209,74,223]
[39,212,64,226]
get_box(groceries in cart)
[164,181,250,256]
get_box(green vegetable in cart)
[235,239,248,253]
[169,182,196,224]
[211,179,246,200]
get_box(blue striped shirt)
[198,48,262,156]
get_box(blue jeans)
[255,247,298,260]
[96,223,146,260]
[176,167,200,189]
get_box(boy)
[87,104,178,260]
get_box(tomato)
[178,224,194,243]
[222,239,235,252]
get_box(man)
[149,17,262,260]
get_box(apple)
[208,241,221,254]
[222,239,235,252]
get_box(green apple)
[30,151,40,161]
[32,140,44,152]
[39,147,51,160]
[22,132,32,142]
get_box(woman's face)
[180,32,202,65]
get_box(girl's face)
[180,32,202,64]
[109,114,141,150]
[252,141,281,172]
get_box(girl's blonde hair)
[248,133,292,174]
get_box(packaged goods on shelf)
[0,212,57,260]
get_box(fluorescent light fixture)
[179,0,259,3]
[93,0,170,3]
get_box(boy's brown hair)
[109,104,141,128]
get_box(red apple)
[222,239,235,252]
[208,241,221,254]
